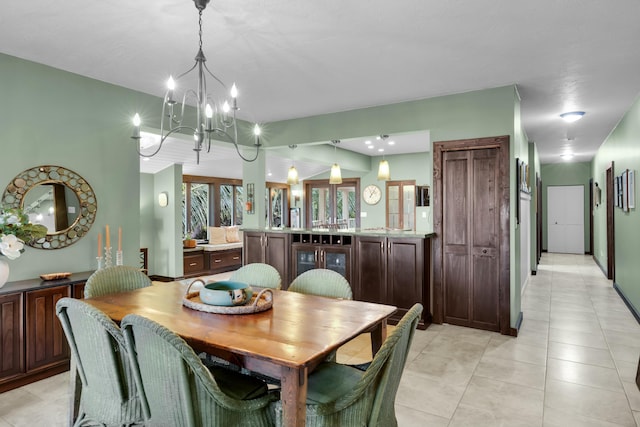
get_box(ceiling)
[4,1,640,181]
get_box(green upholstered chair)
[55,298,144,427]
[121,313,277,427]
[230,263,282,289]
[85,265,152,298]
[288,269,353,300]
[272,303,423,427]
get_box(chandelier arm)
[202,62,228,91]
[174,61,199,81]
[137,126,199,158]
[213,128,260,162]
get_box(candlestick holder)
[116,250,123,266]
[96,256,104,271]
[105,246,113,268]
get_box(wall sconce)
[292,189,301,204]
[158,192,169,207]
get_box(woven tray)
[40,272,72,280]
[183,286,273,315]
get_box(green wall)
[0,53,163,281]
[592,94,640,313]
[540,162,592,253]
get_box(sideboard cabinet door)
[0,292,24,383]
[25,285,70,372]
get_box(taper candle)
[98,232,102,257]
[118,227,122,252]
[105,225,110,248]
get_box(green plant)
[0,207,48,260]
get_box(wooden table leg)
[370,319,388,356]
[280,366,308,427]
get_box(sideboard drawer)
[184,254,205,275]
[208,249,242,271]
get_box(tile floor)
[2,253,640,426]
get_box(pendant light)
[329,140,342,184]
[287,145,299,185]
[377,135,391,181]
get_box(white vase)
[0,258,9,288]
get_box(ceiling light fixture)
[329,140,342,184]
[377,135,391,181]
[560,153,574,160]
[560,111,585,123]
[287,145,299,185]
[130,0,261,164]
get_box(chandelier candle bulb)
[166,76,176,104]
[132,114,141,139]
[231,83,238,109]
[205,104,213,130]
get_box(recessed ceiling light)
[560,153,574,160]
[368,145,374,149]
[267,172,272,176]
[560,111,585,123]
[376,136,382,140]
[378,148,384,153]
[364,140,372,145]
[142,157,150,162]
[388,140,395,145]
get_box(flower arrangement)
[0,208,48,260]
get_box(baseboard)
[510,311,523,337]
[613,282,640,324]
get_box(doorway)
[433,136,513,335]
[547,185,584,254]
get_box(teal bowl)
[200,280,253,306]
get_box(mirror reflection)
[22,183,81,234]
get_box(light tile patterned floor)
[2,253,640,426]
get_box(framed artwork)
[629,170,635,209]
[515,158,521,225]
[614,176,619,207]
[622,170,629,212]
[246,183,255,214]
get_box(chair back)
[369,303,422,426]
[288,269,353,299]
[121,314,275,427]
[230,263,282,289]
[85,265,151,298]
[55,298,143,426]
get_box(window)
[305,178,359,229]
[182,175,243,238]
[266,183,289,228]
[386,180,415,230]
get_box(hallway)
[1,253,640,426]
[391,252,640,426]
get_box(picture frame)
[246,183,255,214]
[629,170,635,209]
[515,158,521,225]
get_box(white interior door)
[547,185,584,254]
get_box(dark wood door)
[265,234,290,288]
[25,286,70,372]
[442,148,500,331]
[355,236,387,303]
[0,292,24,383]
[387,237,424,324]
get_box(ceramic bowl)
[199,280,253,306]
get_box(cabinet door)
[387,237,424,322]
[355,236,386,303]
[265,233,290,288]
[25,286,70,372]
[0,292,24,382]
[292,245,318,278]
[73,282,86,299]
[322,247,351,283]
[244,232,265,264]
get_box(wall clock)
[363,184,382,205]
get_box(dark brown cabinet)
[243,232,290,287]
[0,272,91,392]
[182,248,243,278]
[25,285,70,372]
[356,236,430,328]
[0,292,24,383]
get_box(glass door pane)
[403,184,415,230]
[190,183,209,238]
[324,251,347,277]
[336,184,356,229]
[387,184,400,229]
[311,186,331,228]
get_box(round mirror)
[2,166,97,249]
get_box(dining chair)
[84,265,152,298]
[288,268,353,300]
[272,303,423,427]
[121,313,277,427]
[230,263,282,289]
[55,298,144,427]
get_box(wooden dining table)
[80,281,397,427]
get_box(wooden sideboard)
[0,271,92,392]
[243,229,433,329]
[182,247,243,278]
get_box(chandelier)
[131,0,261,164]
